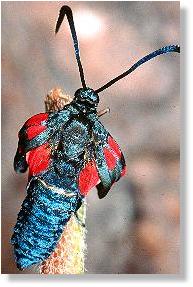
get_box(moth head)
[74,88,99,109]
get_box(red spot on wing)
[25,113,48,127]
[103,147,116,170]
[26,143,51,176]
[24,113,48,140]
[107,135,127,177]
[108,136,122,158]
[26,125,47,140]
[79,161,100,196]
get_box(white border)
[1,0,192,286]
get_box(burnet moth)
[11,5,180,270]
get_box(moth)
[11,5,180,270]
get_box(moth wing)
[92,121,126,199]
[14,112,49,173]
[14,107,75,174]
[78,160,100,196]
[78,118,126,199]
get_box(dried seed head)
[45,88,73,112]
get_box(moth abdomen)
[11,177,80,270]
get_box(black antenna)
[95,45,180,94]
[55,5,86,89]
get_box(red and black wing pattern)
[14,109,126,199]
[78,118,126,199]
[14,106,76,177]
[94,131,126,199]
[14,112,50,175]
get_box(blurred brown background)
[1,1,180,274]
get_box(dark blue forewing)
[14,106,77,173]
[90,115,126,199]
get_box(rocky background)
[1,1,180,274]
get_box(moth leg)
[97,107,110,117]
